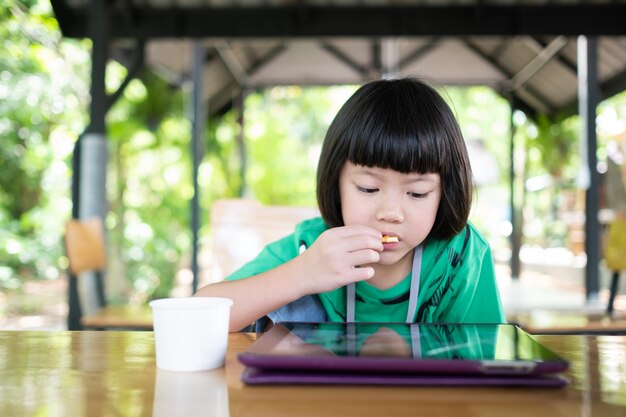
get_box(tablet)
[238,322,570,387]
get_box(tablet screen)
[239,322,570,386]
[244,322,565,364]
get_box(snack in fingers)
[381,235,399,243]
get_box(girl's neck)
[367,250,414,290]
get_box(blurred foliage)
[106,69,192,301]
[1,0,89,291]
[529,114,580,180]
[441,86,512,249]
[243,85,357,206]
[521,114,581,247]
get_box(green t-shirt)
[226,217,505,324]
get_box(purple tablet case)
[241,366,569,388]
[238,353,568,375]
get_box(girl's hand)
[296,225,383,295]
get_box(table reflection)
[153,368,228,417]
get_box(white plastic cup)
[150,297,233,372]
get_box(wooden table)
[0,331,625,417]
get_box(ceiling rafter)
[398,38,442,71]
[320,42,370,79]
[532,36,578,75]
[508,36,568,91]
[463,39,555,116]
[216,42,249,87]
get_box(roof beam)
[216,42,249,86]
[52,5,626,39]
[508,36,568,91]
[106,38,145,112]
[531,36,578,75]
[490,39,510,62]
[245,44,288,79]
[320,42,370,78]
[463,39,554,116]
[207,45,289,115]
[398,38,442,71]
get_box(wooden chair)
[65,217,153,330]
[210,199,319,283]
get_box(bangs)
[344,98,447,174]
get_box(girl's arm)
[196,225,383,332]
[195,257,308,332]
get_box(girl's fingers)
[302,226,384,292]
[338,234,384,253]
[331,225,382,239]
[321,226,383,251]
[350,266,375,281]
[347,249,380,267]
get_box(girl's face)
[339,161,441,278]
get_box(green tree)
[0,0,89,291]
[515,113,580,247]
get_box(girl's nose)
[376,202,404,223]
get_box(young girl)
[196,78,505,332]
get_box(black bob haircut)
[316,78,473,241]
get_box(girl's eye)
[409,192,428,199]
[357,186,378,194]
